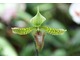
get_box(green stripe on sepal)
[11,27,34,35]
[41,26,67,35]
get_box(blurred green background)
[0,3,80,56]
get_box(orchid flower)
[69,3,80,24]
[12,7,67,53]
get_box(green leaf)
[30,7,46,27]
[17,11,32,22]
[0,22,5,29]
[51,49,67,56]
[12,27,34,35]
[19,43,35,56]
[0,37,17,56]
[41,26,67,35]
[40,49,52,56]
[44,34,64,47]
[71,29,80,46]
[11,34,27,46]
[32,4,53,12]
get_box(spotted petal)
[11,27,34,35]
[41,26,67,35]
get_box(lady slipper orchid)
[12,7,67,52]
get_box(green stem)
[35,46,39,56]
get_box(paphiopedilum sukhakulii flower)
[11,7,67,52]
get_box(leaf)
[17,11,32,22]
[0,22,5,29]
[44,34,65,47]
[19,43,35,56]
[11,34,27,46]
[71,29,80,46]
[40,49,52,56]
[0,37,17,56]
[33,4,53,12]
[30,7,46,27]
[51,49,67,56]
[11,27,34,35]
[41,26,67,35]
